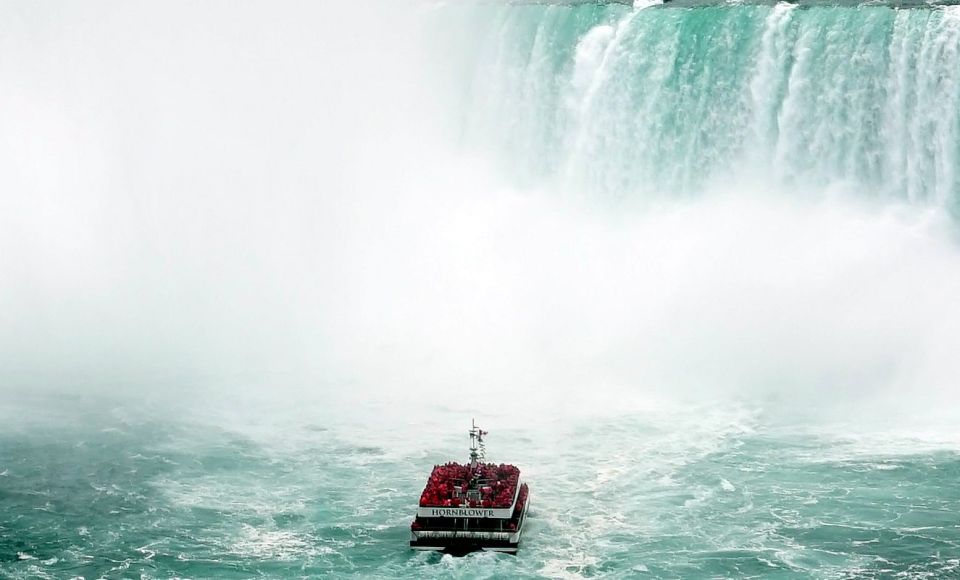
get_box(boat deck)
[419,462,521,509]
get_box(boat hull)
[410,496,529,555]
[410,535,520,555]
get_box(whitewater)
[3,0,960,578]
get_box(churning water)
[3,1,960,578]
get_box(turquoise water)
[3,394,960,578]
[5,1,960,578]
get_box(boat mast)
[469,419,486,468]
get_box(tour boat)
[410,421,530,554]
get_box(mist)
[3,0,960,436]
[0,0,442,390]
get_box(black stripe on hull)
[410,538,519,555]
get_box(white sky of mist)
[3,1,960,435]
[0,0,441,387]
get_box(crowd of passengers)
[419,462,521,508]
[411,484,530,532]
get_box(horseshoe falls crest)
[4,2,960,579]
[461,3,960,206]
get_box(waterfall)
[454,3,960,207]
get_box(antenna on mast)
[469,419,487,468]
